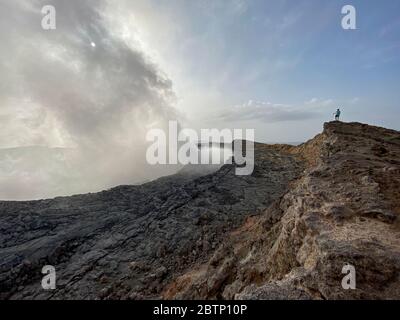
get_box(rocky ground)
[0,139,302,299]
[1,121,399,300]
[163,122,400,300]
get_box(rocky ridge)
[1,121,399,299]
[163,122,400,299]
[0,139,302,299]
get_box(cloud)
[214,97,364,126]
[305,98,334,107]
[216,99,326,123]
[0,0,179,199]
[349,97,360,104]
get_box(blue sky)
[125,0,400,141]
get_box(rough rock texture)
[163,122,400,300]
[1,121,400,300]
[0,143,301,299]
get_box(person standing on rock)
[334,108,341,121]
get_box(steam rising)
[0,0,179,200]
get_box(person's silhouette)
[334,108,341,121]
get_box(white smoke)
[0,0,180,200]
